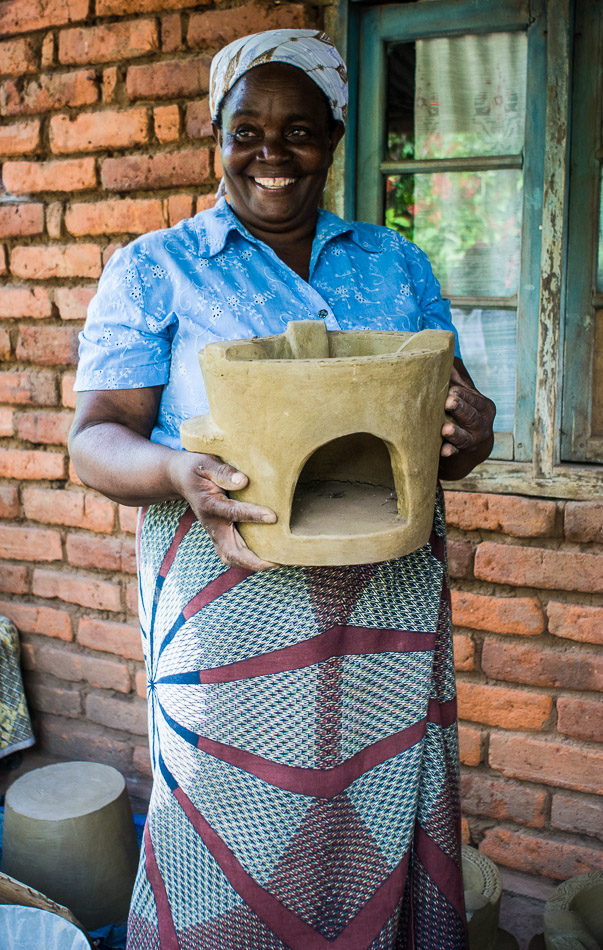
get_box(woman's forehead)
[222,63,327,117]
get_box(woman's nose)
[259,134,289,163]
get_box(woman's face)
[213,63,344,236]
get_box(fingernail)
[231,472,246,486]
[262,513,276,523]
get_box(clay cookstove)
[181,320,455,566]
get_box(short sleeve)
[406,243,462,359]
[74,245,174,392]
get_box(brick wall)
[1,0,602,884]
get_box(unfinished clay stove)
[2,761,139,930]
[181,320,455,565]
[543,871,603,950]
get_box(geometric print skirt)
[126,487,468,950]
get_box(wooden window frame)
[324,0,603,500]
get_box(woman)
[70,29,494,950]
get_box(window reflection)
[452,308,517,432]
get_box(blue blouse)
[74,197,460,450]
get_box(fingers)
[205,519,278,572]
[199,488,277,525]
[196,454,248,492]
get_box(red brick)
[196,193,216,214]
[2,157,96,193]
[125,580,138,614]
[17,410,73,445]
[564,501,603,543]
[0,598,72,640]
[489,732,603,795]
[0,564,29,594]
[78,616,143,660]
[457,680,552,730]
[50,108,148,154]
[551,793,603,840]
[26,674,82,717]
[66,533,136,572]
[474,541,603,594]
[0,37,38,75]
[161,13,182,52]
[154,104,179,143]
[461,817,470,845]
[482,638,603,691]
[66,198,166,236]
[547,601,603,646]
[68,459,83,486]
[185,98,211,139]
[451,590,544,636]
[16,325,80,366]
[11,244,101,279]
[187,2,306,49]
[557,696,603,743]
[23,641,130,693]
[0,286,52,319]
[33,568,121,611]
[119,504,139,533]
[39,717,132,772]
[101,241,124,266]
[1,69,98,116]
[445,492,558,538]
[0,369,57,405]
[102,66,119,103]
[0,406,14,437]
[461,773,547,828]
[0,244,5,274]
[126,57,211,101]
[0,483,19,517]
[480,827,603,881]
[0,204,44,238]
[86,691,147,734]
[59,19,158,66]
[98,0,196,12]
[0,448,64,479]
[102,148,210,192]
[458,722,483,766]
[54,286,95,321]
[0,0,89,37]
[0,328,10,360]
[453,633,474,671]
[61,374,76,408]
[0,119,40,156]
[46,201,62,237]
[41,32,54,68]
[134,667,147,698]
[0,524,62,561]
[447,539,473,578]
[133,743,152,774]
[167,193,193,227]
[23,488,115,532]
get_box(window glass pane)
[387,32,527,161]
[385,170,523,297]
[598,166,603,291]
[452,308,517,431]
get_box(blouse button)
[318,309,328,318]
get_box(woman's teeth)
[253,178,296,189]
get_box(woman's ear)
[212,123,223,147]
[329,121,345,156]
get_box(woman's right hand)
[167,450,277,571]
[69,387,277,573]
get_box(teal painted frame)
[352,0,547,463]
[561,0,603,462]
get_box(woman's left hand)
[438,358,496,481]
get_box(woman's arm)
[68,388,277,571]
[438,358,496,481]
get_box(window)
[340,0,602,497]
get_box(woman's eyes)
[231,126,313,142]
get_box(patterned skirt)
[127,489,468,950]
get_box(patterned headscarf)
[209,29,348,126]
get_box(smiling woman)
[68,27,494,950]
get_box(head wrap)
[209,29,348,127]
